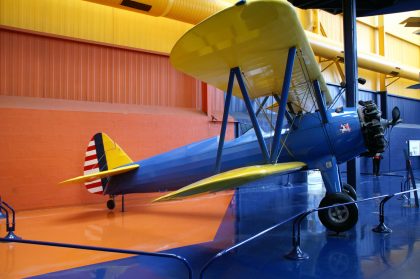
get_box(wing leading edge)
[153,162,306,202]
[170,0,331,113]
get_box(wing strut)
[214,67,271,173]
[313,80,329,123]
[270,47,296,163]
[234,67,270,162]
[215,68,235,173]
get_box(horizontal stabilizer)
[60,164,139,184]
[153,162,306,202]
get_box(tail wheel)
[107,198,115,210]
[342,183,357,200]
[318,193,358,233]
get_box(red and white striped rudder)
[83,136,105,194]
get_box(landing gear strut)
[107,195,115,210]
[318,192,358,233]
[317,156,359,232]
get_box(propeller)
[382,106,402,128]
[390,106,402,126]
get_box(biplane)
[62,0,401,232]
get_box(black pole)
[343,0,360,189]
[121,194,125,212]
[379,90,388,119]
[405,150,419,207]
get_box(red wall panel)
[0,28,233,210]
[0,102,234,210]
[0,28,200,108]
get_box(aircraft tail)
[61,133,139,194]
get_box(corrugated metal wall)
[0,0,193,54]
[0,28,201,108]
[387,95,420,125]
[317,11,380,93]
[318,10,420,99]
[327,83,420,125]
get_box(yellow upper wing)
[153,162,306,202]
[170,0,331,113]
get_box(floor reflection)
[13,171,420,279]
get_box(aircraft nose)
[358,100,386,156]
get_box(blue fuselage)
[106,108,367,195]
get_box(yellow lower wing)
[153,162,306,202]
[60,164,139,184]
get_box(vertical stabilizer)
[83,133,133,194]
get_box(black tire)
[107,199,115,210]
[318,193,358,233]
[342,183,357,200]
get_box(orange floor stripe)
[0,191,233,278]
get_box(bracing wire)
[295,49,337,157]
[242,69,296,160]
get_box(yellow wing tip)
[59,180,71,185]
[152,196,166,203]
[59,176,86,185]
[152,192,179,203]
[59,164,140,185]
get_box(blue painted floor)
[31,171,420,279]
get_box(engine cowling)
[358,100,387,157]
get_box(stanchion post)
[0,197,5,219]
[284,211,311,260]
[372,195,393,233]
[0,203,21,240]
[200,190,418,276]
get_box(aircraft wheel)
[107,199,115,210]
[318,193,358,233]
[342,183,357,200]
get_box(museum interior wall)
[0,28,232,210]
[0,0,418,210]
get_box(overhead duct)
[85,0,419,83]
[85,0,230,24]
[305,31,420,82]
